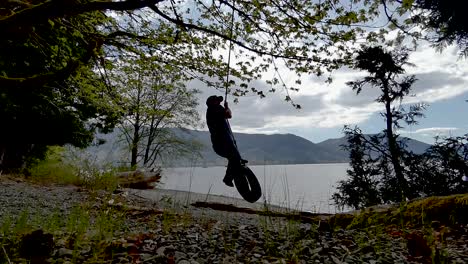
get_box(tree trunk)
[384,99,408,200]
[143,116,156,166]
[130,119,140,169]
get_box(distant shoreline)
[162,162,350,169]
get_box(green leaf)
[402,0,415,10]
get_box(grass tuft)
[27,146,119,191]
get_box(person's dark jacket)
[206,104,235,151]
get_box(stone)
[222,256,236,264]
[140,253,153,261]
[175,251,188,261]
[156,245,175,256]
[57,248,74,257]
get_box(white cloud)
[401,127,459,133]
[406,44,464,75]
[399,127,460,139]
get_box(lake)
[160,163,349,213]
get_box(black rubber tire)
[233,165,262,203]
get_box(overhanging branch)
[0,0,164,32]
[0,36,102,89]
[0,60,80,89]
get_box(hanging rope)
[224,2,236,101]
[220,2,262,204]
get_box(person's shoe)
[223,175,234,187]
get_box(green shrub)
[28,146,78,185]
[27,146,119,191]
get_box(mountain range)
[169,129,431,166]
[90,129,431,166]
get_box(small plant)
[1,214,13,239]
[258,212,306,262]
[161,210,177,234]
[66,147,119,191]
[28,146,120,191]
[13,210,32,235]
[27,146,77,185]
[0,199,135,263]
[66,206,91,238]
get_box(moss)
[347,207,394,229]
[328,213,355,230]
[344,193,468,230]
[401,194,468,226]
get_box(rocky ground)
[0,175,467,263]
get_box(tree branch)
[0,0,164,32]
[0,60,78,88]
[0,35,103,88]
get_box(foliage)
[381,0,468,56]
[1,0,384,84]
[406,135,468,197]
[27,146,77,185]
[63,146,120,191]
[333,126,382,209]
[334,126,410,209]
[336,127,468,210]
[28,146,119,191]
[0,2,119,171]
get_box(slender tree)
[346,46,422,200]
[109,55,200,168]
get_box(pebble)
[57,248,73,257]
[175,251,188,261]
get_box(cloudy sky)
[191,42,468,144]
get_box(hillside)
[89,129,431,166]
[175,130,349,166]
[170,130,431,166]
[316,134,431,156]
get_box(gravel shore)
[1,176,467,263]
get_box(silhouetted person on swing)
[206,95,246,187]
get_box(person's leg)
[214,144,236,187]
[229,142,248,164]
[213,144,228,159]
[223,144,243,187]
[222,159,234,187]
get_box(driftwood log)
[115,169,161,190]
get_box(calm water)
[160,163,349,213]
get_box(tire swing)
[223,3,261,203]
[232,161,262,203]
